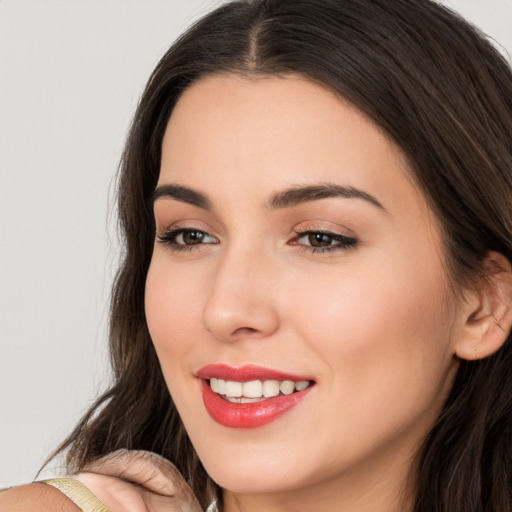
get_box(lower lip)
[200,380,313,428]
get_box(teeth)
[295,381,309,391]
[224,380,242,397]
[210,378,311,398]
[262,380,280,397]
[280,380,295,395]
[243,380,263,398]
[210,378,226,394]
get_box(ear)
[455,251,512,361]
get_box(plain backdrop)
[1,0,511,486]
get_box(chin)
[195,439,314,495]
[207,466,301,495]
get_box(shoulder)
[0,482,81,511]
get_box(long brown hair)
[54,0,512,509]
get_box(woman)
[1,0,511,510]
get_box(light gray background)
[1,0,511,486]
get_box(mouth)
[197,364,315,428]
[209,377,312,403]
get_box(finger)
[83,450,193,500]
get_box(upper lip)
[196,364,314,382]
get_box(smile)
[210,378,311,402]
[197,365,315,428]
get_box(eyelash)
[290,229,358,253]
[157,228,358,254]
[157,228,219,252]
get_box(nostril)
[233,326,258,335]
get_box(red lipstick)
[197,364,314,428]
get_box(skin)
[0,484,80,512]
[144,73,466,512]
[0,451,201,512]
[2,74,510,512]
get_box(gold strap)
[42,478,111,512]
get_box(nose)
[202,245,280,342]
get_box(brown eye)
[157,228,218,250]
[181,230,205,245]
[307,233,333,247]
[292,230,358,253]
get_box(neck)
[221,442,418,512]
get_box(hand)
[73,450,202,512]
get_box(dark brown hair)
[54,0,512,510]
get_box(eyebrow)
[151,184,212,210]
[267,183,387,212]
[151,182,387,213]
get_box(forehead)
[167,73,377,148]
[160,73,426,217]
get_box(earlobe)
[455,251,512,361]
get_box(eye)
[291,230,357,253]
[157,228,218,251]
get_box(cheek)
[288,255,455,406]
[145,260,203,369]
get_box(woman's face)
[145,74,462,503]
